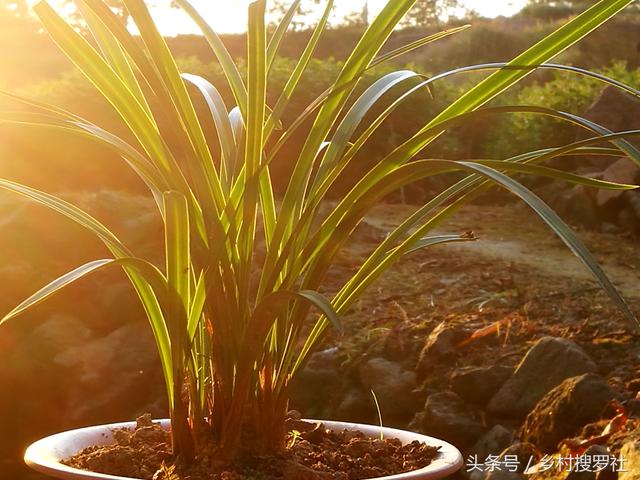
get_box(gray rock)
[33,314,93,350]
[335,389,375,424]
[412,390,485,448]
[290,348,340,416]
[471,425,516,463]
[618,189,640,234]
[488,337,597,417]
[553,185,601,229]
[596,158,639,208]
[579,86,640,169]
[450,365,513,405]
[416,322,467,375]
[485,472,524,480]
[619,441,640,480]
[469,442,536,480]
[565,467,597,479]
[54,322,166,422]
[381,327,413,362]
[520,374,615,453]
[498,442,539,473]
[358,357,421,421]
[596,470,618,480]
[565,445,613,480]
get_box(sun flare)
[28,0,528,35]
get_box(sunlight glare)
[28,0,530,35]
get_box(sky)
[138,0,529,36]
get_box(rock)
[565,445,614,480]
[469,443,536,480]
[381,326,413,362]
[450,365,513,405]
[596,158,640,207]
[520,374,615,453]
[358,357,421,421]
[626,378,640,394]
[471,425,515,463]
[290,348,340,417]
[579,86,640,169]
[415,322,467,375]
[33,314,93,350]
[352,218,385,243]
[54,322,166,422]
[596,470,618,480]
[488,337,597,417]
[618,189,640,234]
[411,390,485,448]
[565,472,596,480]
[498,443,539,473]
[619,441,640,480]
[553,185,601,229]
[485,472,524,480]
[95,281,145,331]
[335,389,375,424]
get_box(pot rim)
[24,418,463,480]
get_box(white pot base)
[24,419,463,480]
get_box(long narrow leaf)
[1,258,167,323]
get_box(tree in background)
[343,1,369,27]
[0,0,28,18]
[268,0,325,30]
[67,0,131,25]
[526,0,595,6]
[402,0,463,27]
[520,0,637,20]
[0,0,38,38]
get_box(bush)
[5,55,640,197]
[481,61,640,161]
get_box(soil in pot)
[63,414,440,480]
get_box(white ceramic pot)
[24,419,463,480]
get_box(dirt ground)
[331,202,640,381]
[312,202,640,478]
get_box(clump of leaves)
[1,0,639,467]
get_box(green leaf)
[1,258,167,324]
[0,178,175,404]
[428,0,634,128]
[328,159,637,324]
[457,161,637,325]
[369,24,470,68]
[34,1,172,172]
[265,0,333,137]
[266,0,301,72]
[402,233,477,256]
[246,289,342,361]
[315,70,422,185]
[123,0,226,215]
[268,0,418,274]
[174,0,248,118]
[470,159,638,190]
[164,191,191,310]
[188,271,206,341]
[74,0,152,118]
[182,73,237,190]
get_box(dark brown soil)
[63,414,440,480]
